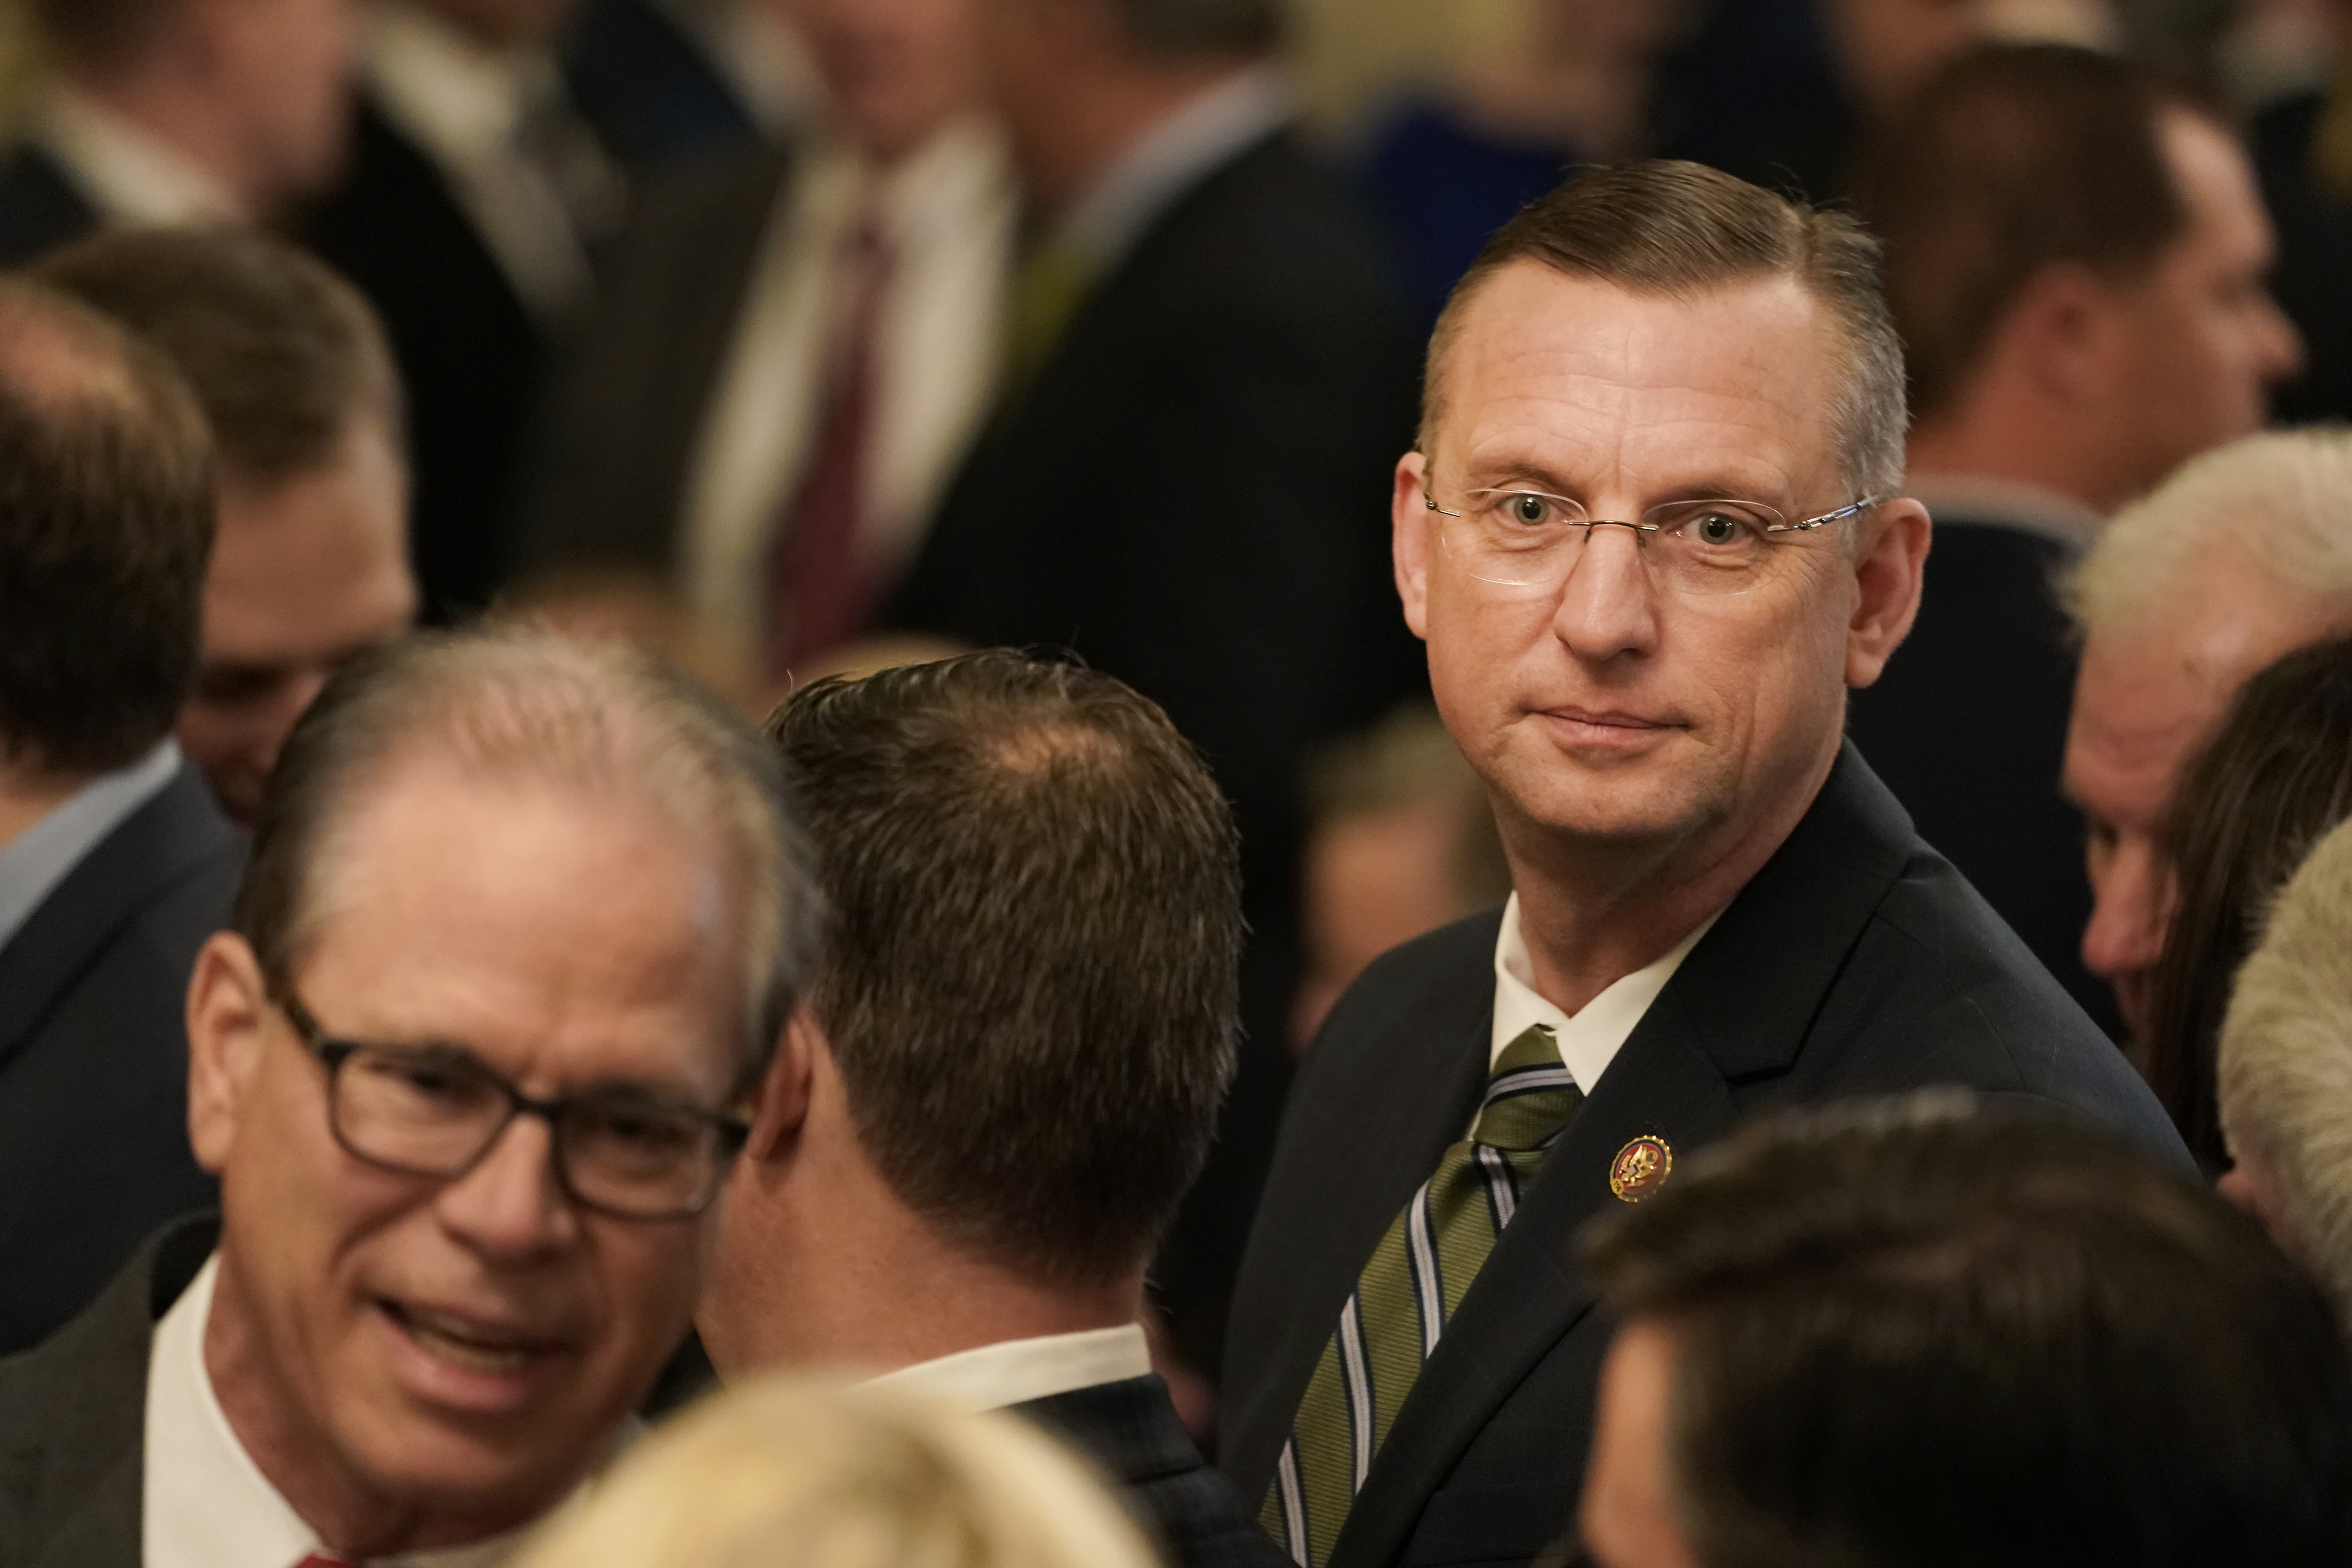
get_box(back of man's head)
[37,226,403,492]
[1579,1096,2352,1568]
[2220,813,2352,1333]
[1857,44,2196,423]
[767,650,1242,1287]
[0,279,214,782]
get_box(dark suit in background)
[559,0,767,172]
[0,764,239,1356]
[1017,1375,1291,1568]
[1845,509,2117,1034]
[1220,747,2181,1568]
[888,129,1425,1358]
[0,1215,214,1568]
[0,145,99,266]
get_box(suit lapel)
[1220,917,1496,1498]
[0,765,233,1075]
[1328,746,1915,1568]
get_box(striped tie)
[1263,1025,1583,1567]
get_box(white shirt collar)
[0,739,182,952]
[31,86,241,228]
[1491,893,1720,1094]
[1904,474,2105,551]
[1054,62,1290,272]
[864,1325,1152,1413]
[143,1255,548,1568]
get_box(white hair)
[2067,428,2352,639]
[2217,814,2352,1330]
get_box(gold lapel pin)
[1609,1135,1673,1202]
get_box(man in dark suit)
[1846,46,2304,1037]
[700,652,1284,1568]
[0,623,823,1567]
[0,0,358,265]
[1218,161,2185,1568]
[889,0,1425,1366]
[0,279,234,1356]
[301,0,621,619]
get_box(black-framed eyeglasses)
[273,988,749,1222]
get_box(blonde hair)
[508,1375,1166,1568]
[2217,814,2352,1329]
[2067,429,2352,640]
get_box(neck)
[1017,56,1252,218]
[1500,740,1837,1016]
[702,1106,1142,1379]
[0,759,91,852]
[1905,390,2126,517]
[72,66,260,215]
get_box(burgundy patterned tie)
[764,212,896,678]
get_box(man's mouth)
[379,1299,563,1378]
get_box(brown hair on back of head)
[1855,43,2201,423]
[36,226,403,487]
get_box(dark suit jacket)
[1220,745,2183,1568]
[1845,516,2116,1034]
[516,142,788,578]
[888,128,1426,1353]
[0,1215,216,1568]
[0,143,99,266]
[559,0,765,172]
[1015,1375,1289,1568]
[299,95,551,620]
[0,763,238,1355]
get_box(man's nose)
[2080,835,2171,985]
[1551,523,1660,661]
[435,1114,579,1258]
[2260,294,2306,387]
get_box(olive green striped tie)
[1261,1025,1584,1568]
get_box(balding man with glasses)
[1217,161,2186,1568]
[0,626,820,1568]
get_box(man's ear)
[2007,260,2124,408]
[1395,450,1435,640]
[1846,497,1931,689]
[186,932,272,1175]
[745,1005,822,1163]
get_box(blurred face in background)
[2103,110,2302,501]
[198,0,360,209]
[1829,0,2121,116]
[781,0,984,163]
[180,417,415,827]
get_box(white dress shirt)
[865,1324,1153,1413]
[363,2,602,324]
[0,740,181,952]
[1489,893,1720,1092]
[143,1256,554,1568]
[28,86,240,228]
[679,118,1015,658]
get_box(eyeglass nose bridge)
[426,1091,583,1205]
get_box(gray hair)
[2219,814,2352,1330]
[2068,428,2352,640]
[230,624,821,1083]
[1422,161,1909,510]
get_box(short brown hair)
[1856,44,2201,422]
[767,651,1243,1288]
[38,226,403,486]
[0,280,215,775]
[1422,160,1907,503]
[233,626,821,1082]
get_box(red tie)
[764,213,896,677]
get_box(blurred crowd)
[11,0,2352,1565]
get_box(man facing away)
[0,0,358,262]
[1846,44,2303,1031]
[39,226,419,828]
[1576,1096,2352,1568]
[1219,161,2183,1568]
[701,650,1286,1568]
[0,626,821,1567]
[0,280,238,1355]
